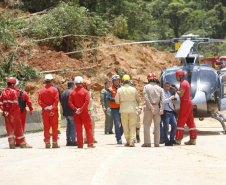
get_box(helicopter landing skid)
[212,113,226,134]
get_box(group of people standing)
[102,70,197,147]
[0,69,197,149]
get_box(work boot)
[20,142,32,149]
[117,140,122,144]
[170,140,177,145]
[160,140,165,144]
[184,139,196,145]
[88,145,96,148]
[165,142,173,146]
[94,140,98,143]
[52,142,60,148]
[175,140,182,145]
[124,142,130,147]
[136,128,141,143]
[154,144,160,147]
[9,143,15,149]
[71,142,78,146]
[141,143,151,147]
[129,142,135,147]
[46,142,51,148]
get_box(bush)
[0,50,41,89]
[0,14,16,48]
[112,15,128,37]
[22,2,111,54]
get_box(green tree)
[205,3,226,38]
[163,0,194,37]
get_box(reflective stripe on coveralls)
[177,127,184,130]
[18,135,25,139]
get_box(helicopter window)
[186,57,195,64]
[222,76,226,97]
[164,72,186,87]
[199,70,217,95]
[224,83,226,97]
[190,70,198,99]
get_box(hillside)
[19,35,179,110]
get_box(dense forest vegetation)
[1,0,226,53]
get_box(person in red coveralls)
[0,77,32,149]
[15,79,33,146]
[173,70,197,145]
[68,76,95,149]
[38,74,60,148]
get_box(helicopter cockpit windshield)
[186,57,195,64]
[181,55,199,65]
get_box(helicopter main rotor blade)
[209,39,226,43]
[65,40,172,55]
[175,40,195,58]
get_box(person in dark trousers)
[162,81,177,146]
[61,81,77,146]
[107,75,123,144]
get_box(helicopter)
[69,33,226,133]
[159,34,226,133]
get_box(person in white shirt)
[162,81,177,146]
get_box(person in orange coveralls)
[15,79,33,146]
[173,70,197,145]
[68,76,95,149]
[38,74,60,148]
[0,77,32,149]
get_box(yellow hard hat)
[122,74,130,81]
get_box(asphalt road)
[0,119,226,185]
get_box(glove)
[44,105,53,110]
[137,109,142,115]
[75,108,82,115]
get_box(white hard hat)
[112,74,120,81]
[16,79,19,86]
[74,76,83,84]
[45,74,53,81]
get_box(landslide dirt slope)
[22,35,179,110]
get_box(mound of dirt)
[26,51,82,71]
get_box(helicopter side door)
[218,72,226,111]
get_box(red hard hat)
[175,70,185,76]
[147,72,157,80]
[7,77,16,84]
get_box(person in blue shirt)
[162,81,177,146]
